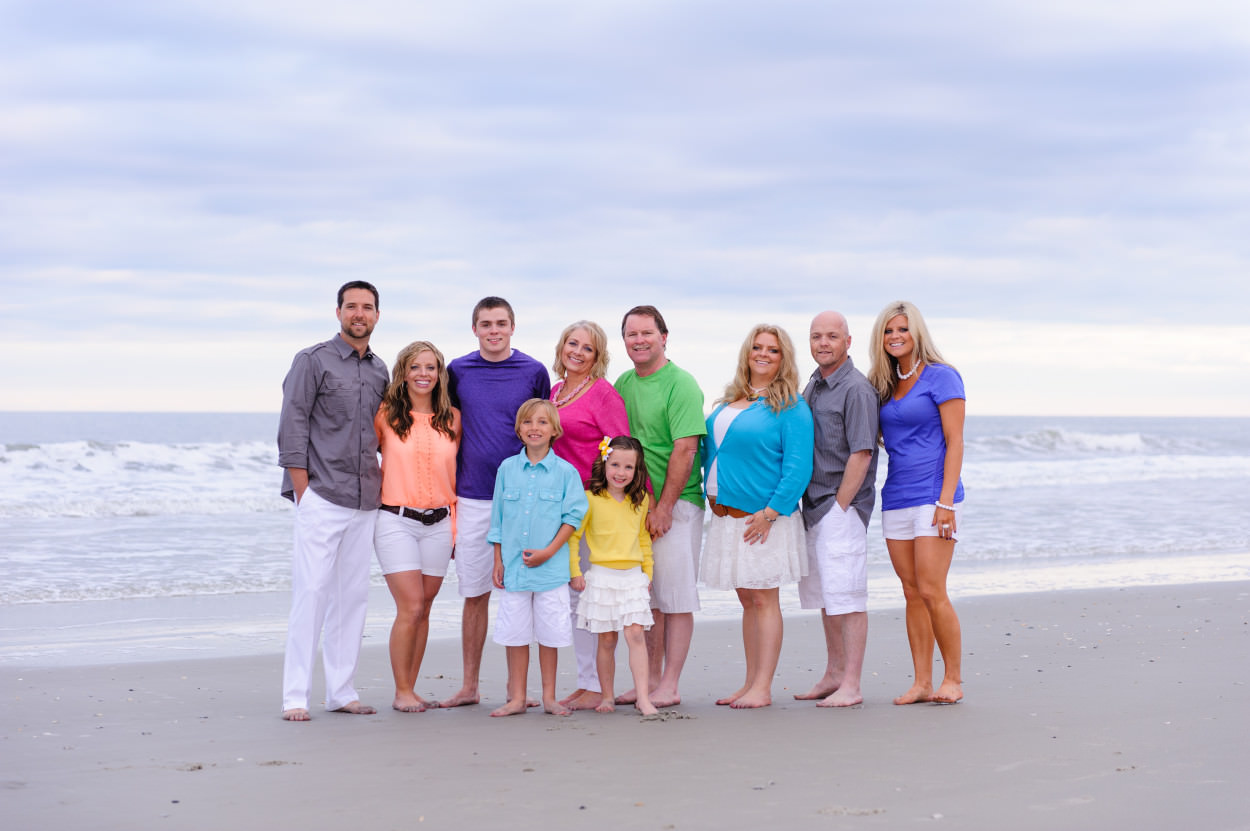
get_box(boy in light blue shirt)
[488,398,587,717]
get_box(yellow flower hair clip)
[598,435,612,461]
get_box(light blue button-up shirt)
[487,449,588,592]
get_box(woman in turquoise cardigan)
[701,323,814,709]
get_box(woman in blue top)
[701,324,814,709]
[868,301,966,705]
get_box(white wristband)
[935,501,956,511]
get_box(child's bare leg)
[538,645,570,716]
[624,624,657,715]
[594,632,618,713]
[490,646,530,717]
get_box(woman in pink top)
[548,320,630,710]
[374,340,460,713]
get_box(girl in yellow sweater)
[569,436,657,715]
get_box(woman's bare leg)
[914,536,962,702]
[384,570,427,712]
[732,588,780,709]
[887,539,935,704]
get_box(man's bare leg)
[795,610,842,699]
[439,592,489,707]
[817,611,866,707]
[650,611,692,708]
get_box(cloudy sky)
[3,0,1247,415]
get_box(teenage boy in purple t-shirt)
[439,296,551,708]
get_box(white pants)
[282,487,376,712]
[568,539,600,691]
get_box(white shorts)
[798,505,868,614]
[493,585,573,648]
[882,502,963,541]
[454,498,496,597]
[373,508,453,576]
[650,498,703,614]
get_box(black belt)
[380,505,449,526]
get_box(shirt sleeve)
[486,461,507,545]
[560,466,589,530]
[638,498,654,579]
[930,365,966,404]
[844,385,881,454]
[594,382,632,440]
[668,374,708,440]
[277,350,316,470]
[568,493,591,577]
[767,399,815,516]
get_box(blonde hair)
[866,301,955,401]
[550,320,610,380]
[717,324,801,413]
[513,398,563,445]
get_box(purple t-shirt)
[448,349,551,500]
[879,363,965,511]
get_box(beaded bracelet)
[935,501,956,511]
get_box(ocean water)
[2,412,1247,665]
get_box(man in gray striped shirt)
[795,311,880,707]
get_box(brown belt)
[708,497,751,519]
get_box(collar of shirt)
[809,355,856,390]
[522,450,557,471]
[330,332,376,361]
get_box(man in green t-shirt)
[614,305,707,709]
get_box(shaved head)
[809,310,852,376]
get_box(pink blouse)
[550,377,630,487]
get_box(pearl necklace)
[553,375,592,407]
[896,360,922,381]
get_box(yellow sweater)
[569,491,653,580]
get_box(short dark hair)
[338,280,380,309]
[472,296,515,327]
[621,305,667,336]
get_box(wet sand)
[3,581,1247,830]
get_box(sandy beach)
[4,581,1247,830]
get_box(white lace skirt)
[700,509,807,590]
[575,565,654,633]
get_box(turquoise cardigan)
[702,397,814,515]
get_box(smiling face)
[336,288,379,344]
[882,314,915,363]
[518,409,555,452]
[622,313,667,376]
[405,349,439,400]
[473,306,515,362]
[560,327,597,379]
[810,311,851,377]
[604,448,638,496]
[748,332,782,387]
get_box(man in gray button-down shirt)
[276,281,388,721]
[795,311,879,707]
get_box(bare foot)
[931,680,963,704]
[543,699,572,716]
[729,690,771,709]
[816,688,863,708]
[715,685,748,706]
[490,699,528,717]
[594,699,616,714]
[893,683,934,705]
[437,688,481,708]
[793,679,840,700]
[614,688,637,705]
[332,701,377,715]
[634,700,658,716]
[526,697,542,709]
[559,688,589,707]
[650,691,681,708]
[282,708,310,721]
[569,693,603,711]
[393,693,428,713]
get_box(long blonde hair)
[383,341,456,440]
[866,301,954,401]
[717,324,800,413]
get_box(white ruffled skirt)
[700,509,807,590]
[575,565,654,633]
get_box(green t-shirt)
[615,361,707,508]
